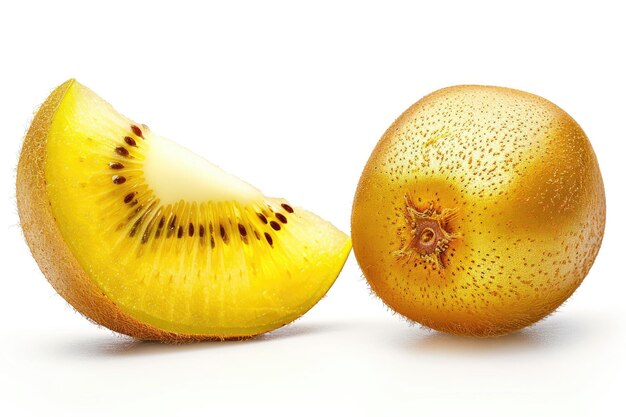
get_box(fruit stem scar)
[420,228,435,244]
[394,194,459,269]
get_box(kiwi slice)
[17,80,351,341]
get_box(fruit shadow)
[58,320,347,358]
[403,313,605,355]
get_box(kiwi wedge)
[17,80,351,341]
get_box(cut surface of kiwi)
[17,80,351,340]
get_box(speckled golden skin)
[352,86,605,337]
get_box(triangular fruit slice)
[17,80,351,341]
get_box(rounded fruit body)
[352,86,605,337]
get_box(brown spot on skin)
[238,223,247,237]
[265,232,273,247]
[115,147,129,157]
[109,162,124,169]
[281,203,294,213]
[124,136,137,147]
[131,125,144,138]
[124,192,135,203]
[112,175,126,184]
[189,223,194,237]
[270,221,281,231]
[276,213,287,224]
[257,213,268,224]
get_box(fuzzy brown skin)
[16,81,254,342]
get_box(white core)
[142,134,263,205]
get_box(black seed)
[131,124,144,138]
[276,213,287,224]
[126,206,143,221]
[129,217,143,237]
[209,223,214,234]
[167,215,177,237]
[155,217,165,238]
[265,232,273,247]
[199,225,205,237]
[220,225,228,243]
[124,192,135,203]
[109,162,124,169]
[238,223,247,237]
[115,146,129,157]
[281,203,294,213]
[129,202,157,239]
[257,213,268,224]
[141,231,150,244]
[124,136,137,147]
[112,175,126,184]
[129,199,138,207]
[189,223,194,237]
[211,236,215,248]
[270,221,281,231]
[178,226,183,238]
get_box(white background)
[1,1,624,416]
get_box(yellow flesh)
[143,133,263,205]
[44,81,351,337]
